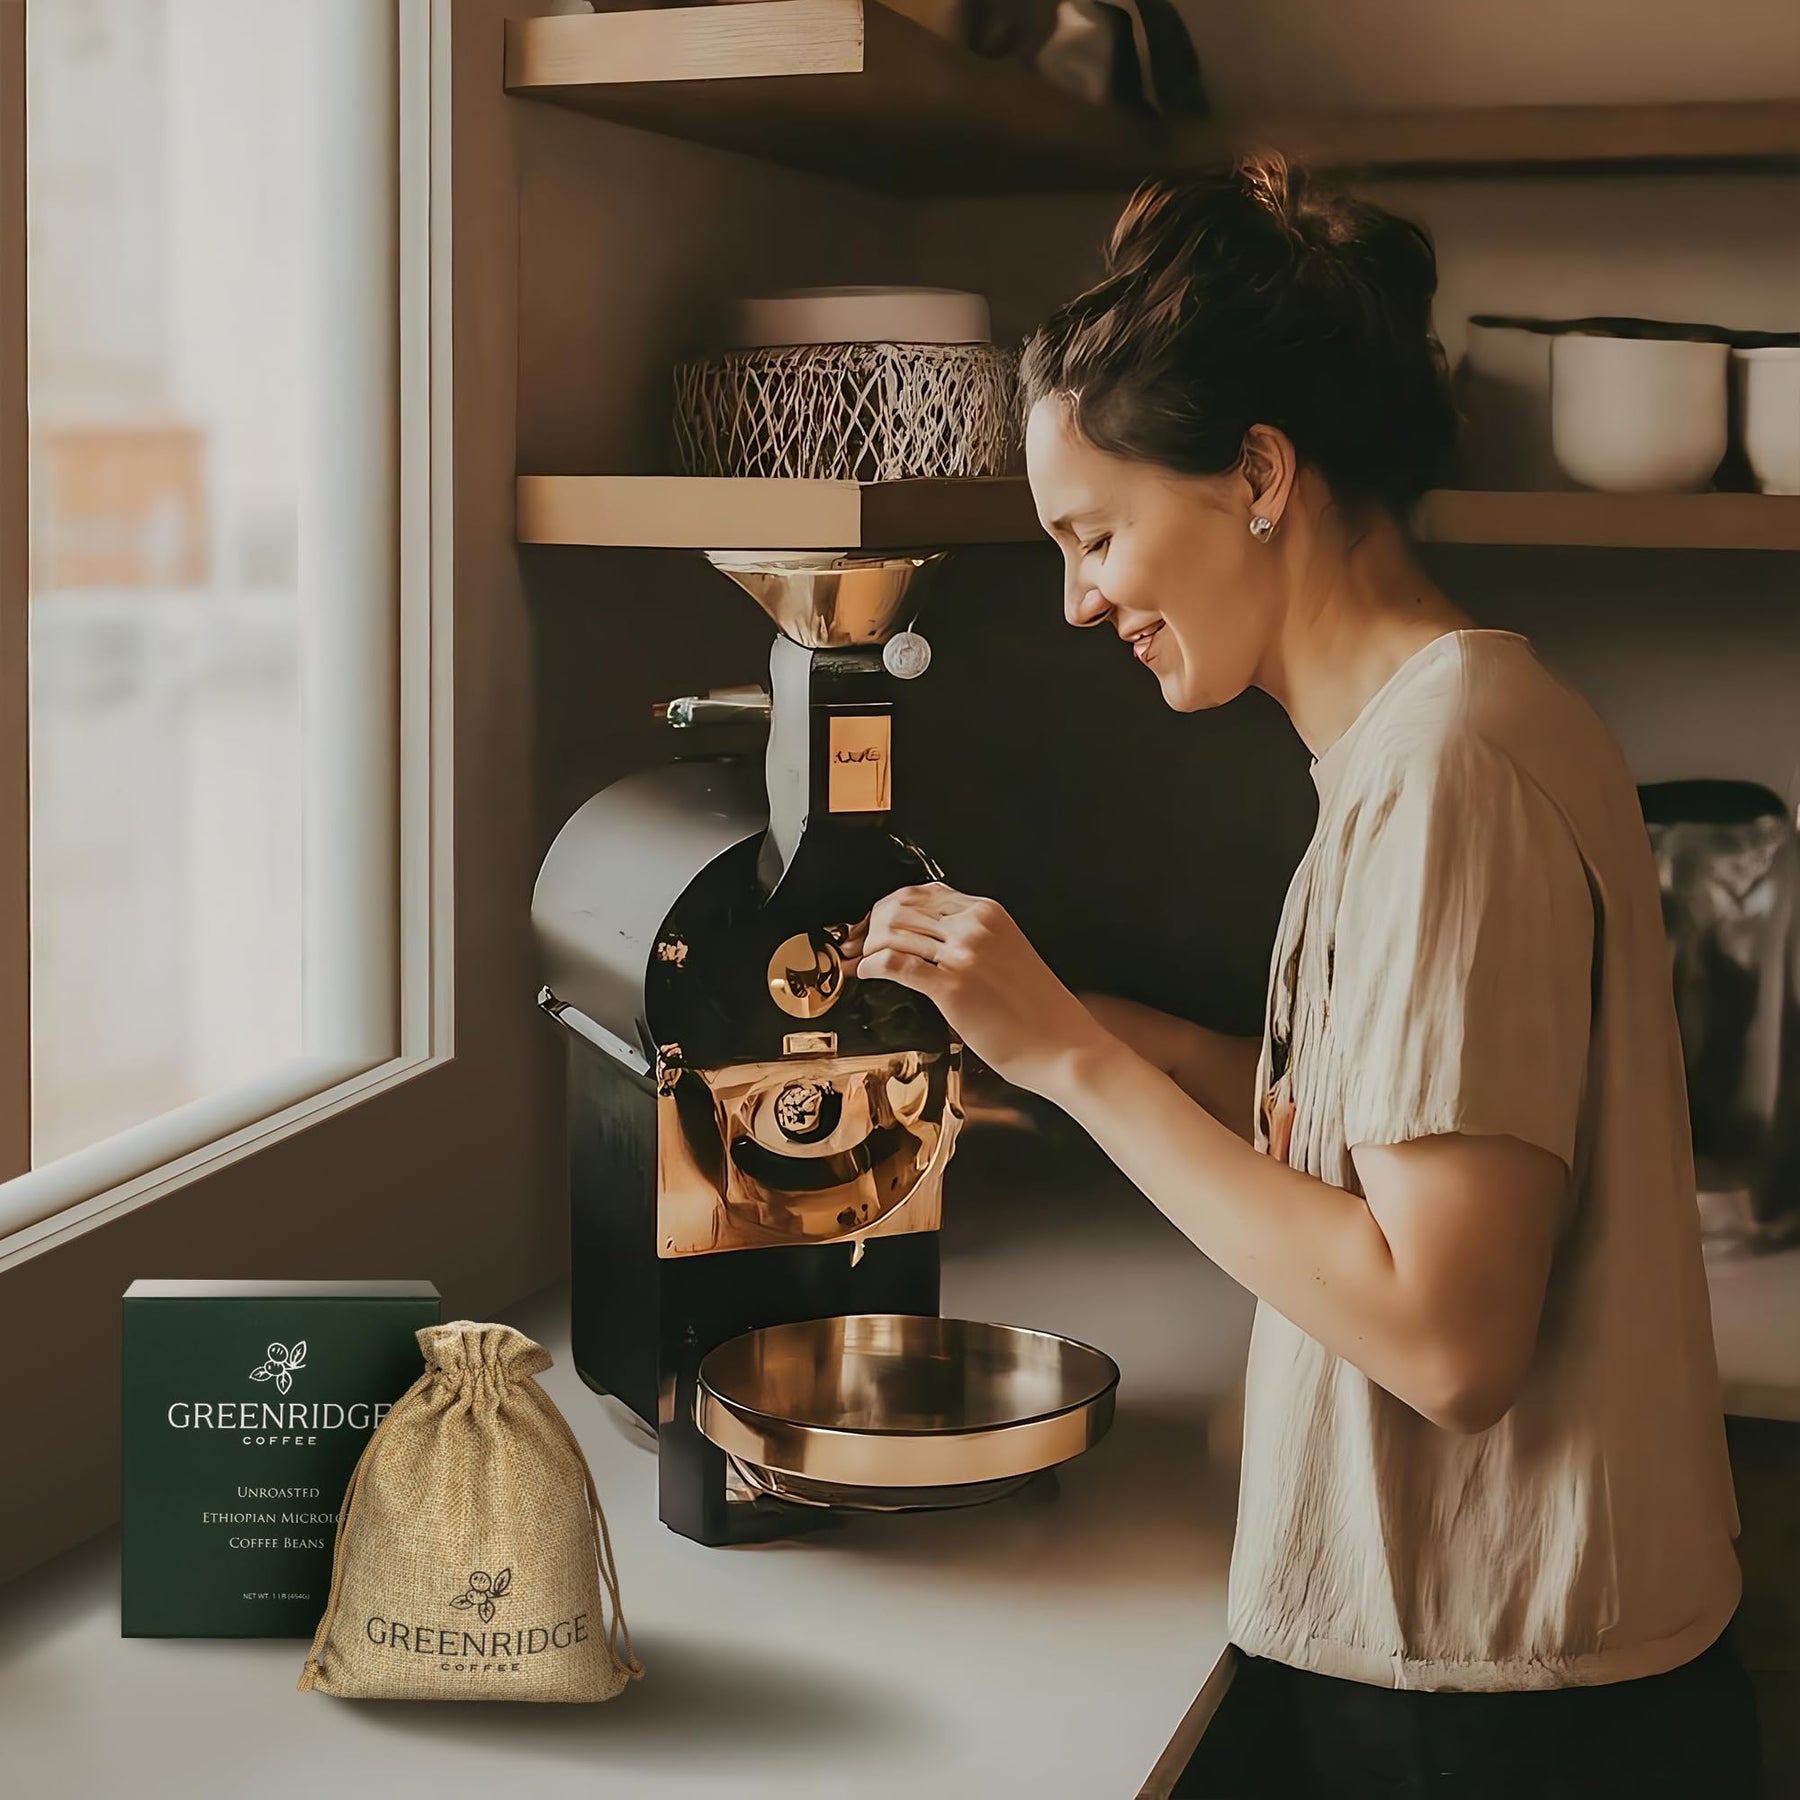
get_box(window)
[0,0,413,1239]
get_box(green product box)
[121,1279,440,1637]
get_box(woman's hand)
[841,883,1112,1095]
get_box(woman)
[841,157,1760,1798]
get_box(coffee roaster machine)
[533,548,1117,1547]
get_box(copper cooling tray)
[693,1314,1119,1509]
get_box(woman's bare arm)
[1076,992,1261,1142]
[1042,1032,1567,1435]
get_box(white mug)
[1733,347,1800,496]
[1551,334,1729,494]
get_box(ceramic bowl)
[730,286,991,348]
[1551,332,1729,493]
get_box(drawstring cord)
[538,1385,644,1681]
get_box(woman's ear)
[1237,424,1297,525]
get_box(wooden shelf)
[503,1,1155,194]
[1173,101,1800,176]
[505,5,1800,193]
[516,474,1042,548]
[519,477,1800,552]
[1416,490,1800,551]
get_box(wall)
[1172,0,1800,110]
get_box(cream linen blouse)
[1230,629,1741,1691]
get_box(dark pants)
[1171,1628,1763,1800]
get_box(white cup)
[1551,334,1729,493]
[1733,346,1800,496]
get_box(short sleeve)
[1331,735,1595,1169]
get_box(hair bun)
[1022,158,1458,517]
[1235,151,1298,234]
[1232,152,1436,318]
[1236,152,1380,255]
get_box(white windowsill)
[0,1049,442,1269]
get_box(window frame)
[0,0,27,1187]
[0,0,448,1259]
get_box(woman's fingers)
[840,884,974,970]
[877,883,961,921]
[847,924,952,972]
[874,889,956,937]
[854,945,947,996]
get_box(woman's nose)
[1065,583,1110,629]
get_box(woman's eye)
[1082,535,1110,558]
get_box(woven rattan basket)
[673,340,1021,482]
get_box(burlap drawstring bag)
[299,1321,643,1702]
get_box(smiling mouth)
[1128,624,1164,662]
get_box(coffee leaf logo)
[449,1568,511,1625]
[249,1341,308,1395]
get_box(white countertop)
[0,1122,1256,1800]
[4,1122,1794,1800]
[1707,1242,1800,1426]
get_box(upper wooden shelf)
[518,476,1800,552]
[1171,101,1800,177]
[504,4,1800,194]
[504,1,1152,193]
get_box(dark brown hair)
[1018,154,1457,519]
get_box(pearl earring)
[1249,515,1275,541]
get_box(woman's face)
[1024,395,1282,713]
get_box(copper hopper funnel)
[703,550,944,649]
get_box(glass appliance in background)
[1641,780,1800,1254]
